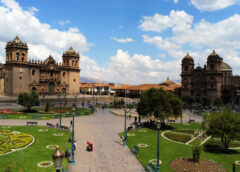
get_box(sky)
[0,0,240,84]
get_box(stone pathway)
[0,109,145,172]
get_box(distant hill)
[80,76,108,83]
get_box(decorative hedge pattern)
[164,131,192,143]
[0,130,33,155]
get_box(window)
[16,52,20,61]
[63,72,65,77]
[184,66,188,72]
[21,53,24,61]
[72,60,74,66]
[32,70,35,75]
[211,84,213,88]
[73,79,75,82]
[50,71,53,77]
[75,60,77,66]
[210,77,214,80]
[210,64,214,70]
[19,76,22,80]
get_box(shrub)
[45,101,50,112]
[192,145,201,162]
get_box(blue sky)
[0,0,240,84]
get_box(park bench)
[61,125,70,131]
[127,126,133,131]
[32,115,41,119]
[0,114,9,119]
[188,119,195,123]
[65,113,71,117]
[145,162,156,172]
[84,111,89,115]
[46,122,55,128]
[131,145,139,155]
[27,121,38,126]
[167,120,175,123]
[53,114,60,119]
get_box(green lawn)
[2,107,93,120]
[124,123,240,172]
[0,126,71,172]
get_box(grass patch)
[123,123,240,171]
[0,126,71,172]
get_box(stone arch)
[32,87,37,93]
[16,52,20,61]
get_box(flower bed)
[172,129,195,135]
[164,131,192,143]
[0,109,23,114]
[0,130,33,155]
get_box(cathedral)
[181,50,240,104]
[0,36,80,96]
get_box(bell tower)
[5,36,28,63]
[62,47,80,68]
[181,53,194,97]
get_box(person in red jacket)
[87,141,93,151]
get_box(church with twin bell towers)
[0,36,80,96]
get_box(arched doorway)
[62,88,66,94]
[32,87,37,93]
[48,83,55,94]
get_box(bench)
[61,125,70,131]
[84,111,90,115]
[65,113,71,117]
[131,145,139,155]
[188,119,195,123]
[127,126,133,131]
[145,162,156,172]
[0,114,9,119]
[46,122,55,128]
[53,114,60,119]
[32,115,41,119]
[27,121,38,126]
[167,120,175,123]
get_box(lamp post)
[52,146,65,172]
[57,94,62,128]
[70,107,76,165]
[156,120,161,172]
[123,107,127,147]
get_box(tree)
[17,92,40,112]
[207,109,240,152]
[45,100,50,112]
[214,98,223,109]
[137,88,182,124]
[201,97,210,108]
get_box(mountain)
[80,76,108,83]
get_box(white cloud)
[110,37,133,43]
[173,0,179,4]
[0,0,91,64]
[139,10,193,33]
[139,11,240,76]
[191,0,240,11]
[59,20,70,26]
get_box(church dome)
[6,36,28,49]
[63,47,79,58]
[220,62,232,71]
[182,52,194,62]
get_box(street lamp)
[123,106,127,147]
[57,94,62,128]
[156,120,161,172]
[52,146,65,172]
[70,107,76,165]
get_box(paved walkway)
[0,109,145,172]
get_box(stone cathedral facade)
[181,50,240,104]
[0,36,80,96]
